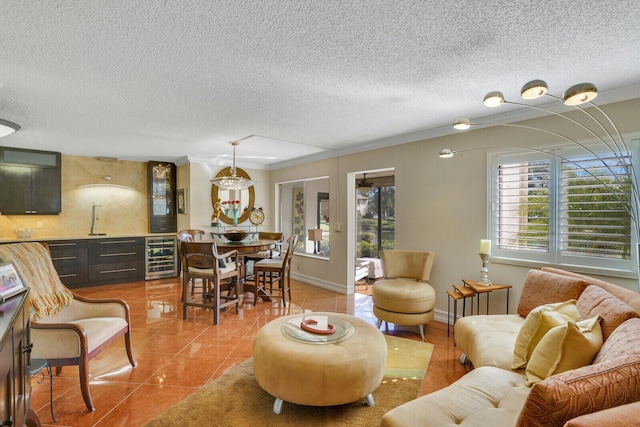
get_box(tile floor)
[30,278,468,426]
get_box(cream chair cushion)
[373,278,435,314]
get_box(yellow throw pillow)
[525,316,603,385]
[512,300,580,369]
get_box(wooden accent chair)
[252,235,298,307]
[0,242,136,412]
[181,241,241,324]
[371,250,436,341]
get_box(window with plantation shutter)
[560,154,631,260]
[490,144,637,274]
[497,160,550,254]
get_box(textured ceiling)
[1,1,639,169]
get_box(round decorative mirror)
[211,167,256,225]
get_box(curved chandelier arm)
[502,99,620,158]
[501,123,640,222]
[542,92,629,164]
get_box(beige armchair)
[371,250,436,340]
[0,242,136,412]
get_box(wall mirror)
[211,166,255,225]
[278,176,329,257]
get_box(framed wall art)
[177,188,187,214]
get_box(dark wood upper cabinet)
[148,161,177,233]
[0,146,61,215]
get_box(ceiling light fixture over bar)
[210,135,256,190]
[0,118,20,137]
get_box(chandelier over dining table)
[211,136,256,191]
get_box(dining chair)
[252,235,298,307]
[181,241,241,324]
[176,230,204,298]
[243,232,284,276]
[178,229,205,241]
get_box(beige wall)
[176,162,273,234]
[0,155,147,238]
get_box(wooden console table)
[462,279,512,315]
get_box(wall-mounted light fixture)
[77,175,135,191]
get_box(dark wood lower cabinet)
[87,238,145,286]
[45,237,145,288]
[0,291,40,427]
[47,240,89,286]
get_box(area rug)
[145,335,434,427]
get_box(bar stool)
[29,358,57,422]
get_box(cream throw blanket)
[0,242,73,320]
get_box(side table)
[462,279,512,315]
[446,285,476,337]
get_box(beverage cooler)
[145,236,178,279]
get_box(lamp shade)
[521,80,548,99]
[483,91,505,107]
[308,228,323,241]
[0,119,21,137]
[439,148,455,158]
[563,83,597,106]
[453,118,472,130]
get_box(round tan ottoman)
[372,278,436,340]
[252,312,387,414]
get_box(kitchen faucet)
[89,203,107,236]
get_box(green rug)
[145,335,434,427]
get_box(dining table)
[212,238,279,302]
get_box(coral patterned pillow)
[593,317,640,364]
[517,270,589,317]
[576,285,639,341]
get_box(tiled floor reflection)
[30,277,467,426]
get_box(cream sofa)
[381,267,640,426]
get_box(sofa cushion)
[542,267,640,313]
[513,300,580,369]
[525,316,603,385]
[381,366,530,427]
[455,314,525,370]
[517,270,589,317]
[593,317,640,364]
[563,401,640,427]
[517,355,640,427]
[576,285,639,341]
